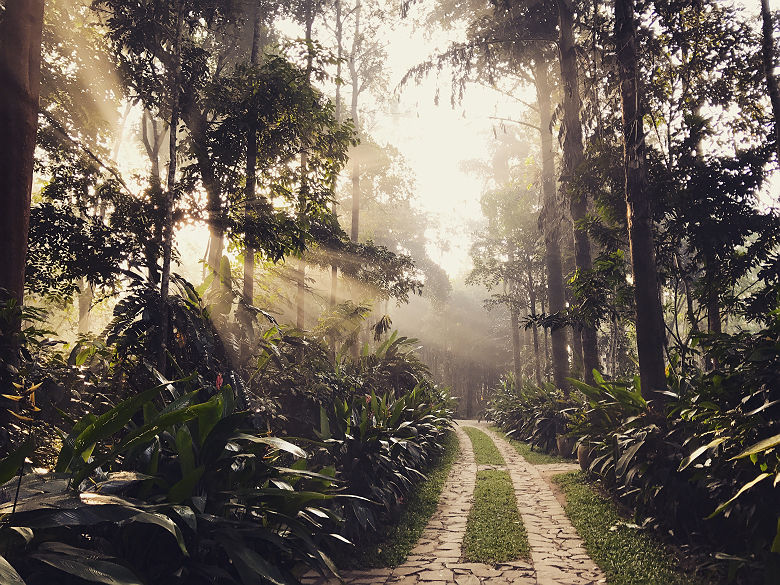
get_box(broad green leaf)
[176,426,196,477]
[127,512,188,556]
[10,527,34,544]
[167,466,204,504]
[707,473,771,519]
[31,549,143,585]
[679,437,727,471]
[0,553,25,585]
[230,434,306,458]
[730,433,780,460]
[0,437,34,485]
[221,535,287,585]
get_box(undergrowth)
[354,430,459,568]
[553,472,704,585]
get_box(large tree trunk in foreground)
[615,0,666,402]
[0,0,45,304]
[762,0,780,163]
[534,55,569,391]
[557,0,599,383]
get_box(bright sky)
[357,10,527,278]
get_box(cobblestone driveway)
[301,421,606,585]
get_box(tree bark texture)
[761,0,780,163]
[557,0,599,383]
[615,0,667,401]
[0,0,45,303]
[534,55,569,391]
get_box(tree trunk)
[159,0,183,371]
[557,0,599,383]
[244,4,266,305]
[527,269,543,386]
[0,0,44,304]
[762,0,780,163]
[615,0,667,402]
[78,278,91,334]
[330,0,344,315]
[297,0,316,331]
[533,54,569,391]
[505,268,523,385]
[184,106,224,293]
[349,0,362,243]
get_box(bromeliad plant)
[0,375,344,585]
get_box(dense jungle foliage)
[1,0,780,583]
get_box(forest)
[0,0,779,584]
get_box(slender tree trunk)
[244,5,265,305]
[330,0,344,313]
[527,269,543,386]
[534,55,569,391]
[762,0,780,163]
[615,0,667,402]
[297,0,315,330]
[158,0,183,371]
[349,0,362,243]
[0,0,44,304]
[505,268,522,385]
[541,293,550,379]
[78,279,91,334]
[184,108,224,292]
[557,0,599,383]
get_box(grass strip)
[491,427,570,464]
[463,426,505,465]
[356,430,459,568]
[552,472,701,585]
[463,469,530,563]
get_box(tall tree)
[556,0,599,383]
[533,53,570,391]
[615,0,666,401]
[0,0,45,304]
[761,0,780,163]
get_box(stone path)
[301,421,606,585]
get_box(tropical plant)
[0,375,344,585]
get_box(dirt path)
[301,421,605,585]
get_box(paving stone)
[330,421,607,585]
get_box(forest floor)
[302,421,605,585]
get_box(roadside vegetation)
[553,473,704,585]
[354,430,459,568]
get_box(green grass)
[462,469,530,563]
[490,426,570,464]
[552,473,702,585]
[355,430,459,568]
[463,426,505,465]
